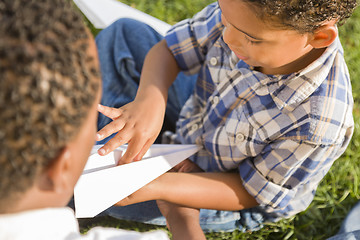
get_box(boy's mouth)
[234,52,249,61]
[228,45,249,60]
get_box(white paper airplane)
[74,144,200,218]
[73,0,171,35]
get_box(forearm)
[152,172,258,211]
[96,39,180,161]
[135,39,180,104]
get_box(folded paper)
[74,144,200,218]
[73,0,171,35]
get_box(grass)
[80,1,360,239]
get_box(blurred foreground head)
[0,0,100,212]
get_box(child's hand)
[170,159,203,173]
[96,98,165,164]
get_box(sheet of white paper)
[73,0,171,36]
[74,144,200,218]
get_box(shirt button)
[236,133,245,142]
[212,96,219,104]
[191,124,198,131]
[210,57,218,66]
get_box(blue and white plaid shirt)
[164,2,354,218]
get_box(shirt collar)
[237,37,342,113]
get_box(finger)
[168,167,177,172]
[170,161,184,172]
[179,159,204,173]
[96,118,126,141]
[119,137,147,164]
[170,164,181,172]
[97,104,123,120]
[133,138,154,161]
[98,129,132,156]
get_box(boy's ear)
[308,20,338,49]
[38,147,72,193]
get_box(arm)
[135,39,180,103]
[97,3,223,163]
[97,39,180,163]
[117,137,347,212]
[118,171,258,211]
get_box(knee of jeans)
[113,18,149,34]
[96,18,141,40]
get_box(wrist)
[135,88,167,109]
[136,80,169,101]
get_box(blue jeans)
[95,18,274,233]
[327,201,360,240]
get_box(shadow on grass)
[79,216,169,234]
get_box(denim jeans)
[95,18,274,233]
[327,201,360,240]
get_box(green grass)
[80,1,360,239]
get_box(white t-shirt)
[0,207,169,240]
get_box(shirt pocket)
[223,109,264,159]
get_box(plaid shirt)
[164,2,354,218]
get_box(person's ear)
[308,20,338,49]
[38,147,72,193]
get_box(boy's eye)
[245,36,261,45]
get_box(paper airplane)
[73,0,171,35]
[74,144,200,218]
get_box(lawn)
[80,1,360,239]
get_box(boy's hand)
[170,159,203,173]
[96,98,165,164]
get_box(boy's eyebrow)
[218,2,264,41]
[228,21,264,41]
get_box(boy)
[0,0,168,239]
[95,0,357,238]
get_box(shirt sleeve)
[238,138,347,216]
[164,2,223,75]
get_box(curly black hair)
[0,0,100,210]
[244,0,358,33]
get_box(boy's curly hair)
[245,0,358,33]
[0,0,100,210]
